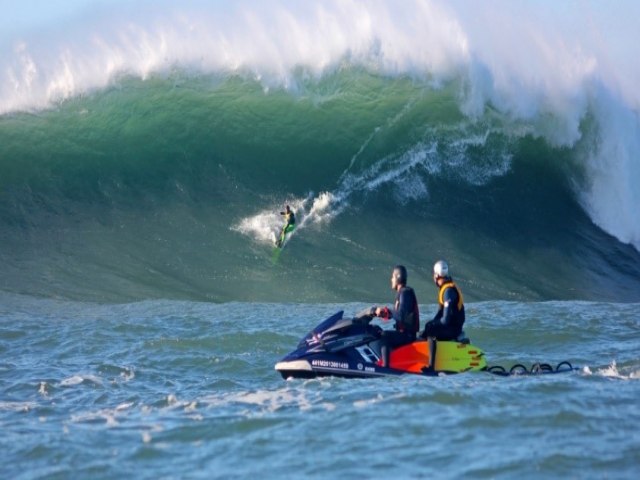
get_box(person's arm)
[376,289,411,321]
[375,306,392,320]
[439,287,458,326]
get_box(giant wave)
[1,0,639,303]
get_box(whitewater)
[1,1,640,479]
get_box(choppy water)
[2,296,639,479]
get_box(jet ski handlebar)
[352,307,376,325]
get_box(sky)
[0,0,112,38]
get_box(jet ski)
[275,309,487,379]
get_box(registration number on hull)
[311,359,349,369]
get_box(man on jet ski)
[373,265,420,367]
[420,260,465,341]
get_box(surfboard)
[389,340,486,373]
[433,341,486,372]
[275,225,295,248]
[275,230,286,248]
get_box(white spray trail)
[232,193,339,246]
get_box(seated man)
[421,260,465,341]
[374,265,420,366]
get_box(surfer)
[420,260,465,341]
[373,265,420,367]
[276,205,296,247]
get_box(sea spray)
[232,192,339,246]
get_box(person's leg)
[380,331,414,366]
[422,321,456,341]
[380,331,397,367]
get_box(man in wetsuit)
[277,205,295,246]
[374,265,420,367]
[420,260,465,341]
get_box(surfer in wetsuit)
[374,265,420,367]
[421,260,465,341]
[277,205,295,246]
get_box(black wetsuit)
[381,286,420,349]
[421,280,465,341]
[281,210,295,233]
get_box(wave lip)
[2,0,470,114]
[2,1,639,115]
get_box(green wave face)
[1,71,639,303]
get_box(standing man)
[421,260,465,341]
[276,205,295,247]
[374,265,420,367]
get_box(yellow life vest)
[438,281,464,310]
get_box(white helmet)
[433,260,449,279]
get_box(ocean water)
[1,297,639,479]
[1,1,640,478]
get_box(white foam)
[0,401,37,412]
[120,367,135,382]
[579,91,640,248]
[3,2,637,118]
[232,197,307,245]
[232,210,282,245]
[70,406,126,426]
[38,381,48,397]
[584,361,640,380]
[233,193,340,245]
[300,192,340,226]
[60,374,103,387]
[338,141,438,201]
[200,387,315,413]
[116,402,134,411]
